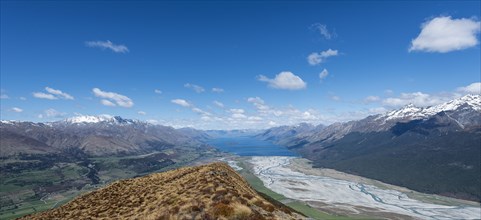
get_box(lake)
[208,136,297,156]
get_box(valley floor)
[238,156,481,220]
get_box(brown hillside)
[21,162,303,220]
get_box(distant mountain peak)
[404,103,416,108]
[381,94,480,121]
[62,115,137,125]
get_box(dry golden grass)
[20,162,303,220]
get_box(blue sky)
[1,1,480,129]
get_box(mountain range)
[1,94,480,217]
[0,115,206,157]
[257,94,481,201]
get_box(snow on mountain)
[63,115,115,124]
[0,120,17,125]
[61,115,138,125]
[380,94,480,121]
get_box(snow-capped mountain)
[379,94,480,121]
[60,115,140,125]
[258,94,481,146]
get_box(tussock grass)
[20,162,303,219]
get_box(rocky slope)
[20,162,302,220]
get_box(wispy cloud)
[154,89,162,94]
[100,99,116,107]
[212,87,224,93]
[307,49,339,65]
[171,99,191,107]
[138,111,147,115]
[33,92,57,100]
[171,99,213,118]
[409,16,481,53]
[363,95,381,104]
[229,108,247,119]
[11,107,23,113]
[457,82,481,94]
[85,40,129,53]
[184,83,205,93]
[32,87,74,100]
[38,108,66,119]
[310,23,336,39]
[0,90,9,99]
[213,100,224,108]
[92,88,134,108]
[330,95,341,101]
[383,92,452,107]
[319,69,329,81]
[258,72,307,90]
[45,87,74,100]
[247,97,269,111]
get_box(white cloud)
[92,88,134,108]
[382,92,452,107]
[212,88,224,93]
[171,99,191,107]
[258,72,307,90]
[229,108,247,119]
[409,16,481,53]
[147,119,159,124]
[100,99,116,107]
[85,40,129,53]
[319,69,329,81]
[33,92,57,100]
[45,87,74,100]
[154,89,162,94]
[138,111,147,115]
[184,83,205,93]
[33,87,74,100]
[457,82,481,94]
[247,97,270,111]
[369,107,388,114]
[229,108,245,114]
[213,100,224,108]
[11,107,23,113]
[247,97,264,105]
[363,95,381,103]
[307,49,339,65]
[19,97,27,101]
[330,95,341,101]
[248,116,263,121]
[192,107,211,116]
[310,23,335,39]
[231,113,247,119]
[0,93,8,99]
[38,108,66,119]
